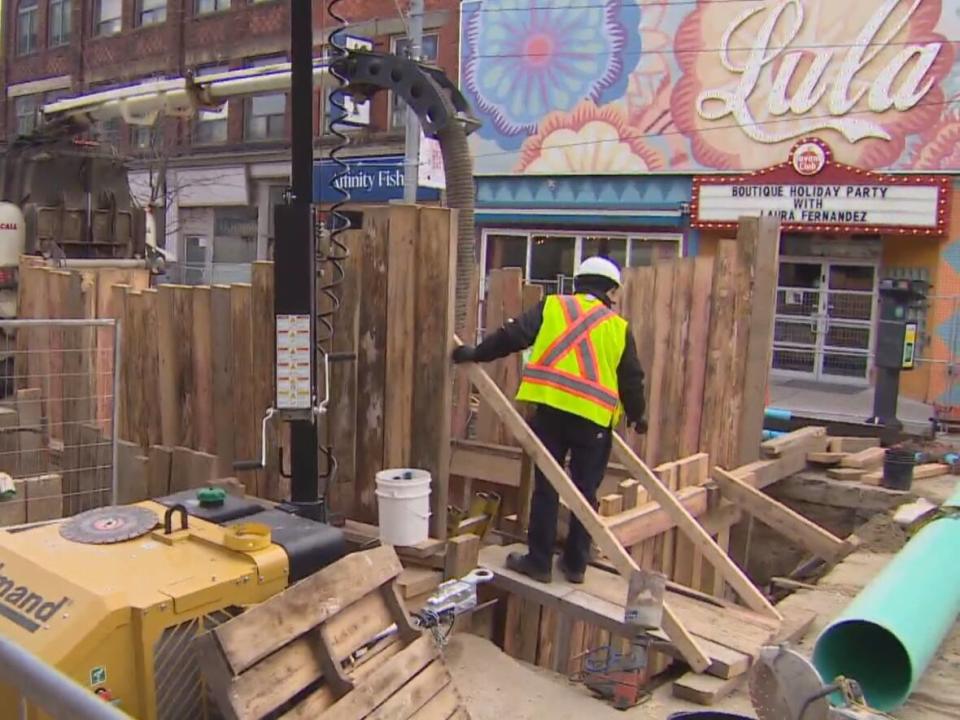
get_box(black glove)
[452,345,477,364]
[630,418,648,435]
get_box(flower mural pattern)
[460,0,960,174]
[462,0,640,138]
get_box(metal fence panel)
[0,319,118,525]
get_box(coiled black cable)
[317,0,351,504]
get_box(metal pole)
[0,638,128,720]
[402,0,424,203]
[110,319,121,506]
[279,0,321,514]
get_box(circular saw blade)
[749,645,831,720]
[60,506,159,544]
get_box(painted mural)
[460,0,960,175]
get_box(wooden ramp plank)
[712,467,845,562]
[611,435,780,620]
[458,342,710,673]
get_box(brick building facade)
[1,0,461,277]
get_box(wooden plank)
[657,463,679,581]
[599,494,623,517]
[214,546,402,675]
[191,287,215,455]
[673,672,744,706]
[44,271,69,445]
[537,605,559,670]
[364,660,450,720]
[0,408,19,477]
[15,388,45,476]
[713,468,845,562]
[230,284,257,494]
[827,467,867,481]
[355,210,390,522]
[659,260,693,464]
[251,262,277,499]
[156,285,181,449]
[116,439,148,504]
[383,205,418,469]
[444,534,480,580]
[517,599,541,664]
[643,262,674,466]
[140,289,163,448]
[458,345,711,673]
[210,286,235,478]
[807,452,847,466]
[288,635,436,720]
[609,487,708,547]
[517,451,535,533]
[0,479,26,526]
[147,445,173,498]
[840,446,886,469]
[680,256,714,457]
[618,479,640,510]
[914,463,949,480]
[414,683,461,720]
[170,446,218,492]
[828,436,880,453]
[451,263,479,440]
[611,435,780,620]
[761,426,827,458]
[619,266,656,459]
[411,208,457,539]
[323,591,395,663]
[736,216,780,466]
[699,242,738,467]
[24,473,63,522]
[328,235,362,517]
[397,568,443,600]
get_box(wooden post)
[192,286,215,455]
[231,284,256,494]
[211,286,235,478]
[456,339,711,673]
[735,217,780,466]
[251,262,278,499]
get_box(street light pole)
[402,0,423,203]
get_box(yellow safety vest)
[516,294,627,427]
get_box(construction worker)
[453,256,646,584]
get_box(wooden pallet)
[196,546,471,720]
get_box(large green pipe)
[812,483,960,711]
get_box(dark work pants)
[526,405,612,573]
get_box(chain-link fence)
[0,319,118,527]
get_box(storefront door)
[773,259,877,384]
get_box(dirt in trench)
[853,512,908,554]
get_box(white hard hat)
[575,256,622,287]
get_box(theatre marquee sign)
[691,139,951,236]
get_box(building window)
[94,0,121,35]
[389,33,439,129]
[49,0,71,46]
[130,125,154,150]
[193,64,230,144]
[196,0,229,14]
[94,118,122,147]
[245,56,286,141]
[17,0,39,55]
[14,96,40,136]
[138,0,166,25]
[481,230,683,296]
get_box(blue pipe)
[764,407,792,421]
[761,430,785,441]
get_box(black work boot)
[557,557,585,584]
[506,551,552,583]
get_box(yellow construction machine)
[0,492,344,719]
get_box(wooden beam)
[840,446,885,469]
[611,435,780,621]
[712,467,845,562]
[456,342,710,673]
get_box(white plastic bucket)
[375,468,432,546]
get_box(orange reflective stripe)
[523,364,618,410]
[539,304,613,367]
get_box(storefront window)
[581,237,626,268]
[628,239,679,266]
[529,236,576,294]
[485,234,526,271]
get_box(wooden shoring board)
[712,467,845,562]
[480,545,764,680]
[611,435,780,621]
[457,342,710,673]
